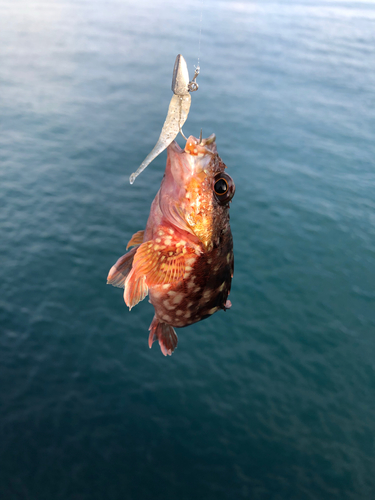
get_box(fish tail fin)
[148,316,178,356]
[107,245,139,288]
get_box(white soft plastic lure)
[129,55,199,184]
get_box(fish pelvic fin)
[123,269,149,310]
[126,230,145,249]
[148,316,178,356]
[107,245,139,288]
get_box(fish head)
[159,134,235,251]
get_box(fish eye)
[214,178,228,195]
[213,172,235,205]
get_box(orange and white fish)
[107,133,235,356]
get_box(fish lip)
[184,133,216,151]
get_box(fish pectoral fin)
[126,230,145,249]
[132,240,191,286]
[123,239,192,309]
[148,316,178,356]
[107,245,139,288]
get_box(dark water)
[1,0,375,498]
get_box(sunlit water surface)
[1,0,375,499]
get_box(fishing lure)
[129,54,199,184]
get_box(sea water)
[1,0,374,498]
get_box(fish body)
[108,134,235,355]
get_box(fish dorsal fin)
[126,230,145,249]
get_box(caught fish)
[107,133,235,356]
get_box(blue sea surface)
[1,0,375,498]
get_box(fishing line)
[196,0,203,72]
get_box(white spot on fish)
[162,284,171,289]
[184,311,191,319]
[176,310,183,316]
[155,238,161,243]
[203,290,211,299]
[162,314,172,322]
[172,293,183,305]
[163,300,175,311]
[218,282,226,292]
[186,257,196,266]
[208,306,219,315]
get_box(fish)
[107,133,235,356]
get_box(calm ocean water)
[1,0,375,498]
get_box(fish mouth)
[167,135,217,180]
[167,133,216,155]
[184,134,217,156]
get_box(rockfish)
[107,133,235,355]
